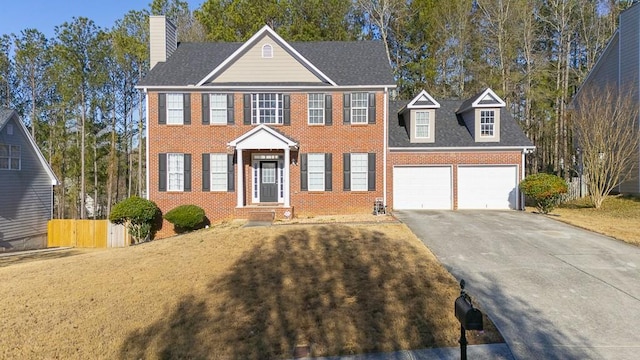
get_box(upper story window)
[0,144,20,170]
[252,93,283,124]
[415,111,430,138]
[351,92,368,124]
[210,94,227,124]
[308,94,325,124]
[480,110,495,136]
[167,153,184,191]
[262,44,273,58]
[166,93,184,125]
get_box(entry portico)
[227,124,298,208]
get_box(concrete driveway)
[395,210,640,360]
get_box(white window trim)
[415,111,430,138]
[166,93,184,125]
[167,153,184,191]
[262,43,273,58]
[480,110,495,137]
[307,93,325,125]
[350,153,368,191]
[351,92,368,124]
[209,94,227,125]
[210,153,227,191]
[307,153,325,191]
[0,143,20,170]
[252,93,283,124]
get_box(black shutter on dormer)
[243,94,251,125]
[325,94,332,125]
[227,94,235,124]
[202,94,210,125]
[343,93,351,124]
[158,94,166,124]
[368,93,376,124]
[183,93,191,125]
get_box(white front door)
[252,154,284,204]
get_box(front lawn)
[549,195,640,246]
[0,221,501,359]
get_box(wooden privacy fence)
[48,220,130,248]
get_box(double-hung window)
[308,94,324,124]
[480,110,495,136]
[166,94,184,124]
[350,153,368,191]
[307,153,325,191]
[210,153,227,191]
[167,153,184,191]
[0,144,20,170]
[351,92,368,124]
[209,94,227,124]
[415,111,430,138]
[252,93,282,124]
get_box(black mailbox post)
[454,279,483,360]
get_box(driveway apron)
[395,210,640,360]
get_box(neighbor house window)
[252,93,283,124]
[167,153,184,191]
[480,110,495,136]
[166,93,184,125]
[415,111,430,138]
[262,44,273,58]
[0,144,20,170]
[351,92,368,124]
[210,94,227,124]
[350,153,368,191]
[307,153,325,191]
[308,94,324,124]
[210,153,227,191]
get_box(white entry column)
[284,148,290,207]
[236,149,244,207]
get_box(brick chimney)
[149,15,177,70]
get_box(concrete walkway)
[395,210,640,360]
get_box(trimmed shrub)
[520,173,568,214]
[109,196,160,243]
[164,205,206,233]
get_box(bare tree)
[572,85,639,208]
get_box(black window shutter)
[343,93,351,124]
[243,94,251,125]
[325,153,332,191]
[202,153,210,191]
[158,94,166,124]
[325,94,332,125]
[183,93,191,125]
[227,94,235,125]
[184,154,192,191]
[283,94,291,125]
[368,93,376,124]
[368,153,376,191]
[227,154,235,192]
[300,153,308,191]
[158,153,167,191]
[201,94,210,125]
[343,153,351,190]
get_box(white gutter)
[383,86,388,207]
[136,84,397,91]
[144,88,150,200]
[389,146,536,152]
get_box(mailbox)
[455,295,483,331]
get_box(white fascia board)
[136,84,397,91]
[228,124,298,149]
[389,146,535,152]
[406,89,441,109]
[195,25,337,87]
[472,88,506,108]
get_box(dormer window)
[402,90,440,143]
[480,110,495,136]
[262,44,273,58]
[415,111,430,138]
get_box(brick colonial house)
[138,17,533,237]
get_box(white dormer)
[456,88,505,143]
[402,90,440,143]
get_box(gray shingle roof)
[389,100,534,148]
[138,40,395,87]
[0,108,15,130]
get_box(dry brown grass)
[536,195,640,246]
[0,220,501,359]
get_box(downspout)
[383,86,388,208]
[144,88,150,200]
[521,149,527,210]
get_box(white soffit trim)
[228,124,298,150]
[406,89,441,109]
[472,88,506,108]
[389,146,535,152]
[196,25,338,87]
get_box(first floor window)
[210,154,227,191]
[167,153,184,191]
[0,143,20,170]
[308,94,325,124]
[480,110,495,136]
[415,111,430,138]
[210,94,227,124]
[307,153,325,191]
[252,93,283,124]
[350,153,368,191]
[351,92,368,124]
[167,93,184,124]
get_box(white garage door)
[458,166,518,209]
[393,166,452,209]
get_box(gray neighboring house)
[575,3,640,194]
[0,109,58,252]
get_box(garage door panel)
[393,167,452,210]
[458,166,517,209]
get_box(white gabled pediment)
[406,90,440,109]
[228,124,298,150]
[197,25,336,86]
[472,88,506,108]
